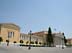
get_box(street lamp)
[62,38,64,49]
[62,33,64,49]
[28,30,32,50]
[7,32,10,46]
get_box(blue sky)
[0,0,72,38]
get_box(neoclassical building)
[66,38,72,45]
[0,23,20,43]
[32,31,65,47]
[0,23,65,47]
[20,33,43,45]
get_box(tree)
[46,27,53,47]
[35,41,38,46]
[30,41,34,44]
[64,35,67,46]
[62,33,67,46]
[13,41,17,43]
[13,41,17,45]
[20,40,23,44]
[39,42,42,45]
[0,37,3,44]
[26,41,29,45]
[6,40,9,46]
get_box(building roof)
[20,33,43,39]
[32,31,64,38]
[32,31,47,37]
[67,38,72,40]
[0,23,20,30]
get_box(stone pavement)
[0,46,72,53]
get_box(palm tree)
[6,40,9,46]
[0,37,3,44]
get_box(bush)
[20,40,23,43]
[0,37,3,43]
[13,41,17,43]
[6,40,9,46]
[6,40,9,43]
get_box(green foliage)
[0,37,3,43]
[6,40,9,46]
[39,42,42,45]
[35,41,38,44]
[46,27,53,47]
[43,42,46,45]
[30,41,34,44]
[13,41,17,43]
[6,40,9,43]
[26,41,29,44]
[64,35,67,45]
[20,40,23,43]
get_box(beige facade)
[32,31,65,46]
[0,23,65,47]
[0,23,20,43]
[20,33,43,45]
[66,38,72,45]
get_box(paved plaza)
[0,46,72,53]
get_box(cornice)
[0,23,20,30]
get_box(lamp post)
[7,33,10,46]
[28,30,32,50]
[62,33,64,49]
[62,38,64,49]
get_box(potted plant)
[6,40,9,46]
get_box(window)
[8,32,14,38]
[13,32,14,37]
[20,35,25,40]
[20,35,22,38]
